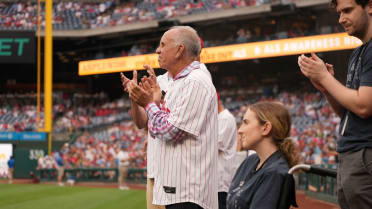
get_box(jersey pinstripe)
[152,65,218,209]
[147,72,169,179]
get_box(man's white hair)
[170,26,201,58]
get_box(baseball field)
[0,181,340,209]
[0,184,146,209]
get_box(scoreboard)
[0,31,35,63]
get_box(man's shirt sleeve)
[218,116,236,152]
[145,102,186,142]
[361,44,372,86]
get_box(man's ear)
[367,1,372,15]
[175,44,185,59]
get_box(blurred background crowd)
[0,0,272,30]
[0,0,346,181]
[0,87,339,170]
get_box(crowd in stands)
[1,86,340,169]
[0,1,114,30]
[37,121,146,170]
[0,92,131,134]
[0,92,40,132]
[53,93,131,133]
[0,0,271,30]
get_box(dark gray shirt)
[227,151,289,209]
[337,40,372,153]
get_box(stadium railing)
[297,164,338,204]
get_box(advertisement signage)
[0,132,17,141]
[19,132,47,141]
[0,31,35,63]
[0,144,12,178]
[79,33,362,76]
[0,132,46,141]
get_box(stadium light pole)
[44,0,53,155]
[37,0,41,132]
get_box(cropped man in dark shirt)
[298,0,372,208]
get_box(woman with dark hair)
[227,102,300,209]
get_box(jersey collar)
[171,61,200,81]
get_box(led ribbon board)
[79,33,362,76]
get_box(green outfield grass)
[0,184,146,209]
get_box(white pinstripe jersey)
[152,65,219,209]
[217,109,237,192]
[147,72,170,179]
